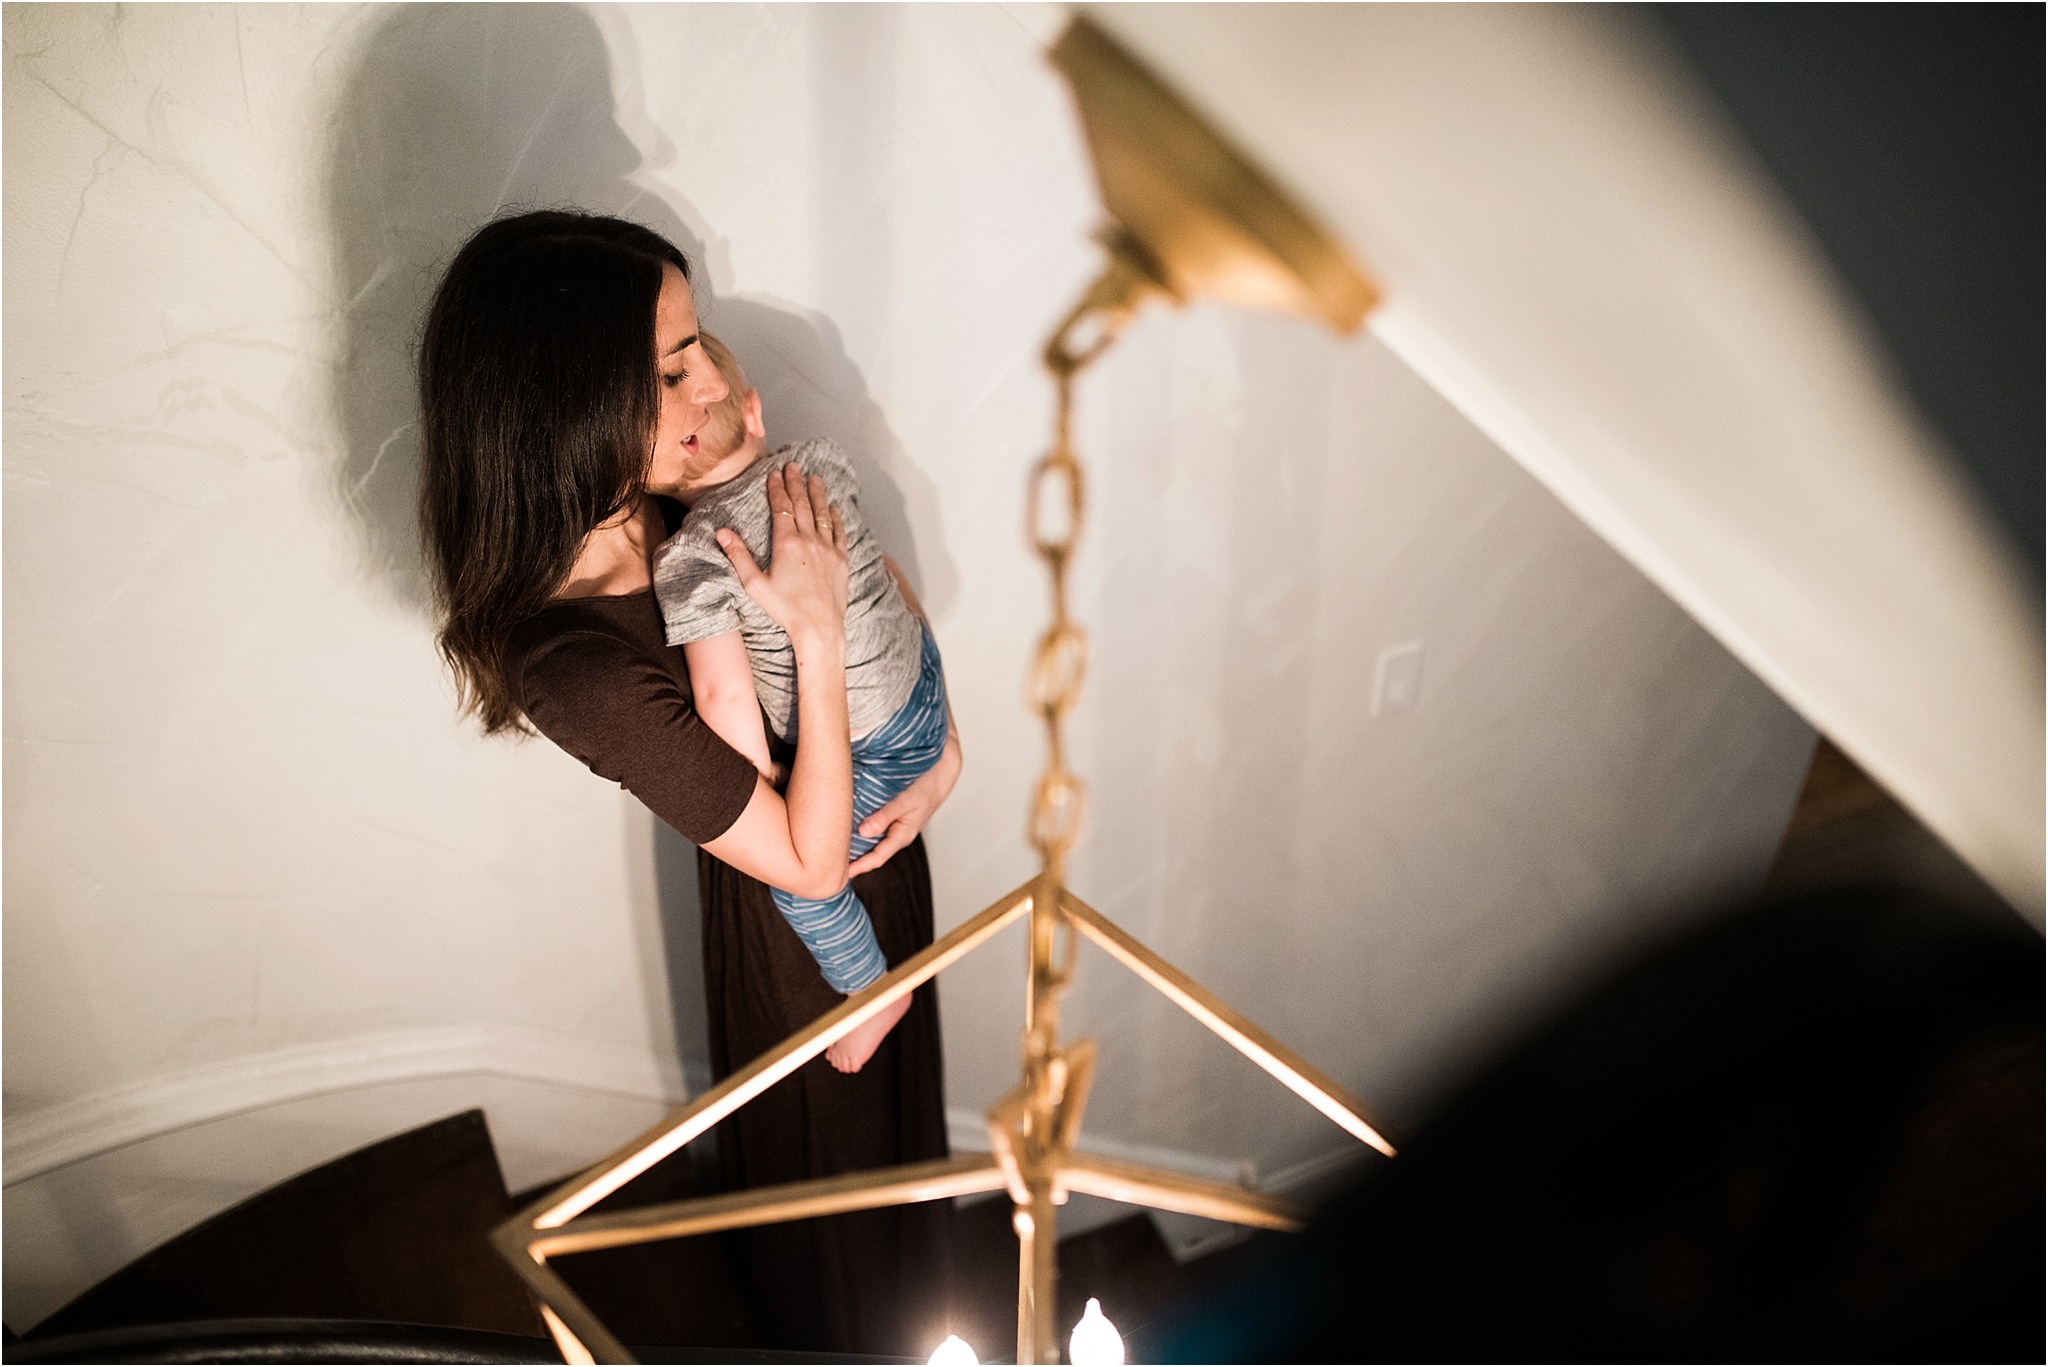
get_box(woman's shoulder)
[509,589,663,643]
[505,592,667,697]
[503,591,759,847]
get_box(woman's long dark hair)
[418,210,689,733]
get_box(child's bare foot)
[826,992,911,1073]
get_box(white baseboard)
[945,1107,1376,1262]
[945,1109,1248,1187]
[7,1033,1377,1264]
[3,1025,694,1186]
[1260,1143,1377,1206]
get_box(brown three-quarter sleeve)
[509,596,759,846]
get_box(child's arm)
[682,630,778,782]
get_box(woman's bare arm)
[699,466,854,899]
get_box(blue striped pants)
[773,624,948,993]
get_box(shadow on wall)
[320,3,939,1081]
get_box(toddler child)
[652,333,949,1074]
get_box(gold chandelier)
[493,18,1389,1363]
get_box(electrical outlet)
[1372,641,1424,718]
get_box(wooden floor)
[19,1105,1265,1363]
[23,1111,544,1344]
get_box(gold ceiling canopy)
[1050,16,1377,332]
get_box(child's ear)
[743,389,766,439]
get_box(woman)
[417,210,958,1354]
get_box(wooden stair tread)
[26,1110,542,1340]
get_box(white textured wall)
[4,2,1812,1329]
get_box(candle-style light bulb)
[1068,1298,1125,1366]
[928,1334,979,1366]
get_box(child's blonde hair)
[695,330,752,459]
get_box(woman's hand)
[703,462,855,900]
[717,464,848,656]
[848,722,963,876]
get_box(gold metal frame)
[494,878,1394,1365]
[494,19,1386,1364]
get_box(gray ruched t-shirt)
[651,438,921,742]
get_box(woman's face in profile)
[648,263,730,496]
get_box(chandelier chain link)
[1017,239,1171,1154]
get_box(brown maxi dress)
[506,590,952,1355]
